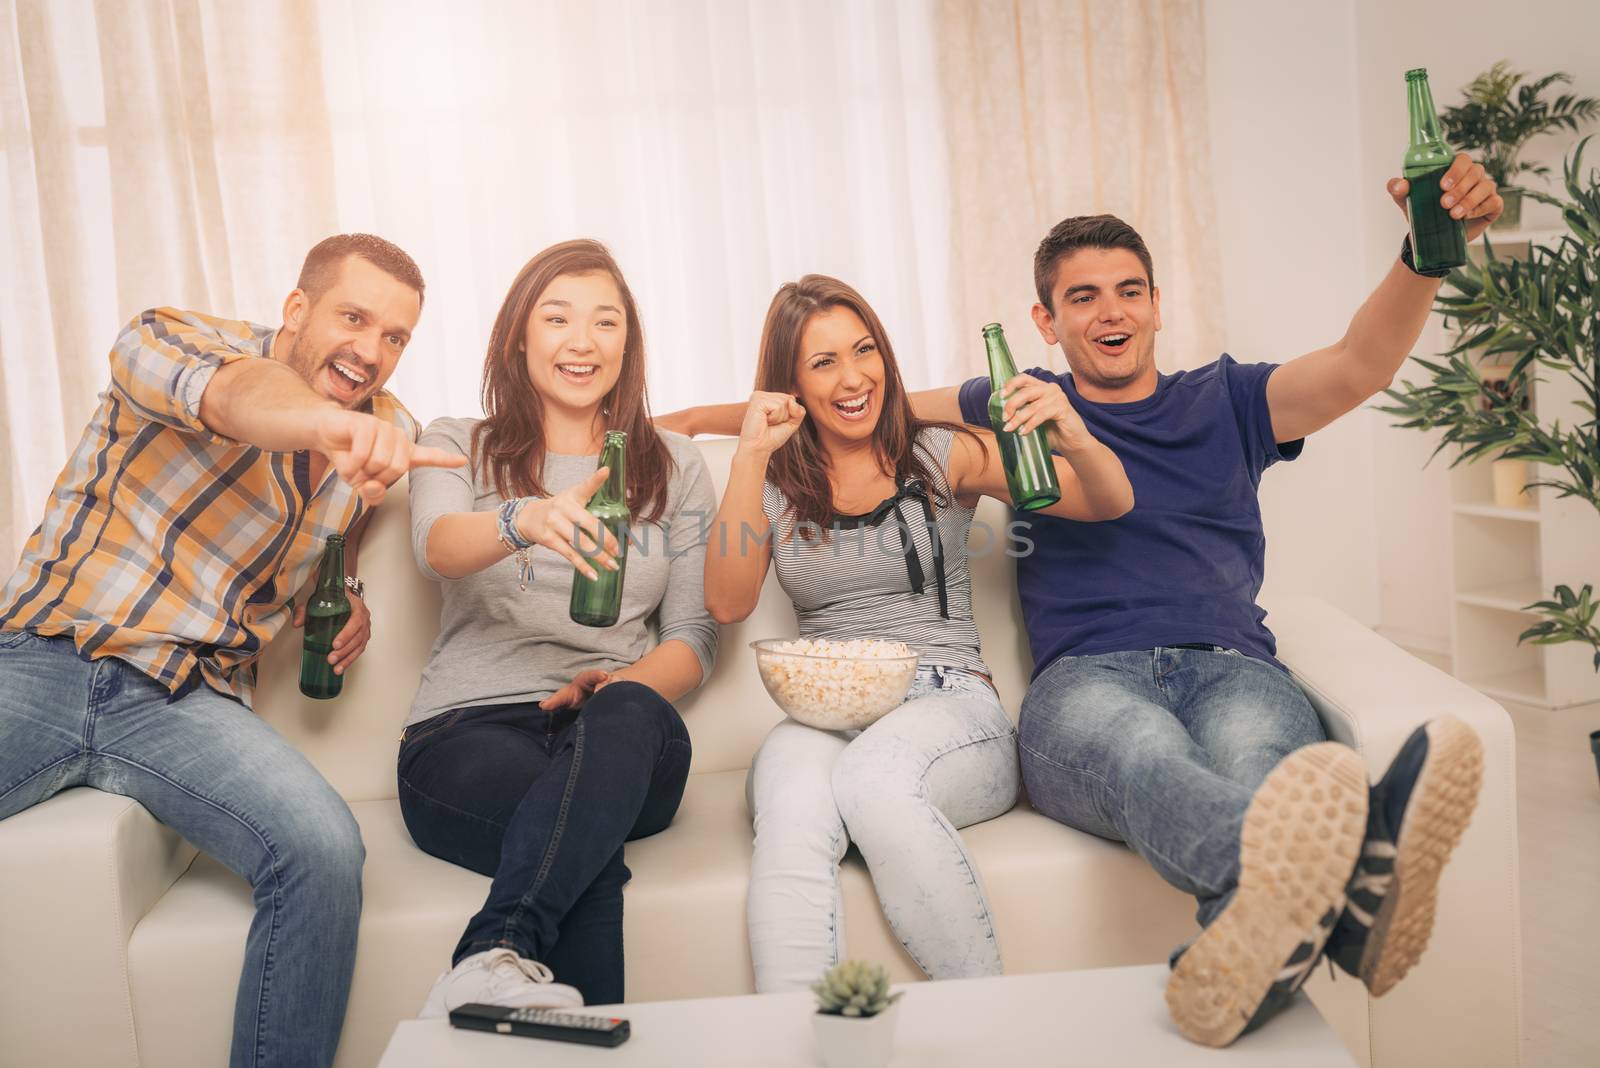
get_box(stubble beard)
[287,331,371,409]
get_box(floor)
[1408,648,1600,1066]
[1505,693,1600,1067]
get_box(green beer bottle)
[982,323,1061,512]
[570,431,630,628]
[1403,67,1468,274]
[299,534,351,700]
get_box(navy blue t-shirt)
[958,355,1303,677]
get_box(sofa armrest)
[1267,595,1522,1068]
[0,787,198,1068]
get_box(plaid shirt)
[0,307,416,703]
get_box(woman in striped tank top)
[705,275,1133,990]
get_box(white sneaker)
[418,947,585,1019]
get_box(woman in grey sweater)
[401,240,717,1016]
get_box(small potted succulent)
[810,960,903,1068]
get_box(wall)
[1203,0,1380,625]
[1204,0,1600,645]
[1354,0,1600,652]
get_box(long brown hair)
[471,239,673,523]
[757,274,978,538]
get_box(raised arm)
[106,308,462,505]
[703,392,806,624]
[658,383,966,438]
[201,362,463,504]
[654,401,745,438]
[1265,153,1503,443]
[907,386,964,423]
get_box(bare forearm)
[1337,257,1443,392]
[704,450,772,623]
[653,408,699,436]
[607,639,703,703]
[909,386,963,423]
[1052,440,1133,520]
[199,359,335,451]
[655,402,746,438]
[424,512,510,579]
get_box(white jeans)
[745,666,1020,992]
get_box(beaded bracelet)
[496,497,538,591]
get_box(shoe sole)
[1166,742,1368,1048]
[1361,715,1484,997]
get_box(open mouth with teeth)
[1092,332,1132,356]
[556,362,600,383]
[830,390,873,422]
[324,359,370,399]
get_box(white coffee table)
[377,964,1356,1067]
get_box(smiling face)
[279,255,419,409]
[522,270,627,423]
[792,305,885,448]
[1031,246,1162,403]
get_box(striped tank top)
[761,426,987,675]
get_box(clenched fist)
[737,391,807,456]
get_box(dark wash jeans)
[397,681,691,1004]
[1019,645,1326,930]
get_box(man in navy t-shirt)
[657,154,1503,1047]
[904,161,1501,1046]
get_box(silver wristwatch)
[344,575,365,599]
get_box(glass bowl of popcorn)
[750,637,921,731]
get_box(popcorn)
[752,638,920,730]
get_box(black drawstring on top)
[829,476,949,619]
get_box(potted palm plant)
[810,960,903,1068]
[1380,139,1600,672]
[1440,61,1599,230]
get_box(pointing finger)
[579,466,609,494]
[407,446,469,470]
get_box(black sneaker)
[1324,715,1484,996]
[1165,742,1368,1047]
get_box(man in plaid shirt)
[0,234,464,1068]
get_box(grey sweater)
[406,417,718,728]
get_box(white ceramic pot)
[1491,458,1533,509]
[811,1003,900,1068]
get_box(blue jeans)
[396,681,691,1005]
[745,666,1019,991]
[0,631,364,1068]
[1020,646,1325,927]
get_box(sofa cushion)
[126,769,1193,1068]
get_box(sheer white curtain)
[1,0,1224,572]
[935,0,1224,374]
[311,0,959,424]
[0,0,957,567]
[1,0,344,564]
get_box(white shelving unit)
[1445,225,1600,709]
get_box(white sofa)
[0,437,1522,1067]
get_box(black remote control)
[448,1002,631,1047]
